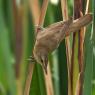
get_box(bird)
[32,14,92,74]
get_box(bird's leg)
[36,25,44,31]
[35,25,45,34]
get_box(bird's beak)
[42,61,48,74]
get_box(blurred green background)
[0,0,95,95]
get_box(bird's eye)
[40,58,43,63]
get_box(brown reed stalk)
[44,65,54,95]
[13,0,23,95]
[71,0,83,94]
[75,0,90,95]
[29,0,40,24]
[71,0,90,95]
[61,0,72,95]
[24,0,40,95]
[24,64,34,95]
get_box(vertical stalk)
[24,64,34,95]
[72,0,90,95]
[76,0,90,95]
[13,0,23,95]
[61,0,72,95]
[24,0,40,95]
[71,0,82,94]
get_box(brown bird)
[32,14,92,74]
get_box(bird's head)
[33,49,48,74]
